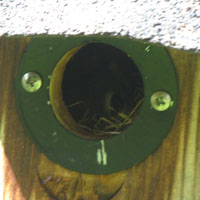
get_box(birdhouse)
[0,1,200,199]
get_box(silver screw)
[151,91,173,111]
[22,72,42,92]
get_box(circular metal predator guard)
[16,36,179,174]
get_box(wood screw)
[151,91,173,111]
[21,72,42,92]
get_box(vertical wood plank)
[0,38,40,200]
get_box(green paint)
[145,45,151,52]
[16,36,179,174]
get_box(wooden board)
[0,38,199,200]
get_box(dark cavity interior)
[62,43,144,140]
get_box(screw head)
[22,72,42,92]
[151,91,173,111]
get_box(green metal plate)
[16,36,178,174]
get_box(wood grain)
[0,38,200,200]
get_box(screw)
[151,91,173,111]
[22,72,42,92]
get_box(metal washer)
[16,36,179,174]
